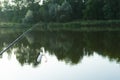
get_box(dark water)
[0,28,120,80]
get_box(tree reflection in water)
[0,29,120,67]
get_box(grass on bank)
[0,22,32,28]
[34,20,120,31]
[0,20,120,31]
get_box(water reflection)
[0,28,120,66]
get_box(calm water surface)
[0,28,120,80]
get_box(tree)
[22,10,34,23]
[68,0,84,20]
[48,1,58,21]
[57,0,72,22]
[103,0,120,19]
[39,4,49,22]
[83,0,104,20]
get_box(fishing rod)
[0,25,35,55]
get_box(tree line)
[0,0,120,23]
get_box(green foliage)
[68,0,84,20]
[103,0,120,19]
[23,10,34,23]
[58,0,72,22]
[0,0,120,23]
[39,5,49,22]
[83,0,104,20]
[48,2,58,21]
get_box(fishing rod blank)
[0,26,34,55]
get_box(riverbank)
[0,20,120,31]
[34,20,120,31]
[0,22,32,28]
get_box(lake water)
[0,28,120,80]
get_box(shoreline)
[0,20,120,31]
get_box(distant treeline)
[0,0,120,23]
